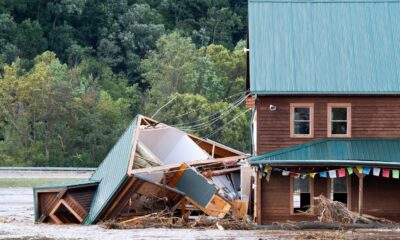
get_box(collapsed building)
[33,115,250,224]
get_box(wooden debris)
[100,211,255,230]
[231,200,249,220]
[310,195,394,224]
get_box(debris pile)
[311,195,393,224]
[101,212,255,230]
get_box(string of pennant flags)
[259,164,400,179]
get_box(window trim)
[290,103,314,138]
[290,175,314,215]
[327,103,352,138]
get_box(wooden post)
[355,172,365,215]
[162,171,166,199]
[255,169,262,225]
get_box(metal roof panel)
[250,138,400,166]
[249,0,400,94]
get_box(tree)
[141,32,197,100]
[198,41,246,98]
[0,51,133,166]
[15,19,48,59]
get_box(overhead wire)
[179,107,247,132]
[172,91,246,119]
[173,93,249,129]
[200,108,251,141]
[172,93,248,128]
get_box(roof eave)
[250,159,400,168]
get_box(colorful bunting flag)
[319,171,327,178]
[328,170,337,178]
[347,167,354,175]
[356,166,363,174]
[382,169,390,178]
[338,168,346,177]
[372,168,381,176]
[392,170,399,179]
[301,174,308,179]
[362,167,371,175]
[290,173,300,178]
[310,172,317,178]
[263,165,271,173]
[282,170,290,176]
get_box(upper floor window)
[290,103,314,138]
[327,103,351,137]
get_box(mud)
[1,188,400,239]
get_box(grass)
[0,178,87,187]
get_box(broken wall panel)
[139,127,210,164]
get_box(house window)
[290,103,314,138]
[329,177,348,205]
[327,103,351,137]
[291,176,311,213]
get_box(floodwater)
[1,188,400,240]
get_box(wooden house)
[247,0,400,224]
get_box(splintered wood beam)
[207,167,241,176]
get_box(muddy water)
[0,188,285,240]
[1,188,400,239]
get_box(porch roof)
[250,139,400,167]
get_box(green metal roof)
[83,117,138,224]
[250,139,400,167]
[249,0,400,94]
[33,180,99,190]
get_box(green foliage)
[15,19,48,59]
[0,1,250,167]
[0,52,132,167]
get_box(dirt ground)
[1,188,400,239]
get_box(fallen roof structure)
[34,115,248,224]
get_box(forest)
[0,0,250,167]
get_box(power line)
[151,94,178,119]
[172,91,246,119]
[173,93,249,128]
[201,108,251,140]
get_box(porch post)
[255,169,262,225]
[355,172,365,215]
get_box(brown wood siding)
[314,176,328,198]
[262,173,400,223]
[68,187,96,212]
[260,172,316,224]
[363,176,400,221]
[38,192,59,216]
[256,96,400,154]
